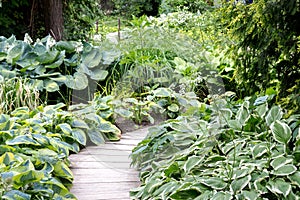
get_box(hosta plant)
[131,95,300,199]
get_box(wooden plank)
[70,127,149,200]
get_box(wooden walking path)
[69,127,148,200]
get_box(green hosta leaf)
[267,179,292,197]
[6,135,40,146]
[211,192,232,200]
[12,170,44,189]
[183,155,204,174]
[228,119,242,130]
[72,128,87,145]
[230,175,251,193]
[2,190,31,200]
[53,161,73,182]
[11,159,34,173]
[45,52,64,69]
[44,79,60,92]
[167,104,179,113]
[57,123,72,135]
[82,48,102,68]
[87,128,105,145]
[241,191,259,200]
[265,106,283,126]
[200,177,227,190]
[270,156,293,170]
[270,120,292,144]
[65,72,88,90]
[114,108,133,118]
[272,164,297,176]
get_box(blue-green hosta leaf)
[183,155,204,174]
[37,49,59,64]
[82,47,102,68]
[44,79,60,92]
[2,190,31,200]
[65,72,88,90]
[6,43,24,64]
[89,68,108,81]
[99,119,121,135]
[265,106,283,126]
[55,41,76,53]
[102,50,121,65]
[6,135,40,146]
[272,164,297,176]
[270,120,292,144]
[241,190,259,200]
[53,161,73,182]
[71,119,89,129]
[0,145,16,154]
[87,128,105,145]
[72,128,87,145]
[57,123,72,135]
[169,188,201,200]
[270,156,293,170]
[41,177,69,195]
[200,177,227,190]
[0,152,19,166]
[288,171,300,187]
[230,175,251,193]
[267,179,292,197]
[12,170,44,189]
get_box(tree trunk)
[44,0,63,41]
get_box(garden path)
[69,127,148,200]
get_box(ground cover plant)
[131,95,300,199]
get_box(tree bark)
[44,0,64,41]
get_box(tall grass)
[0,77,41,114]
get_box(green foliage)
[0,35,118,105]
[64,0,103,41]
[159,0,212,14]
[112,0,161,17]
[131,96,300,199]
[220,0,300,98]
[0,77,40,114]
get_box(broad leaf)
[230,175,251,193]
[265,106,282,126]
[272,164,297,176]
[267,179,292,197]
[2,190,31,200]
[270,120,292,144]
[183,155,204,174]
[72,128,87,145]
[200,177,227,190]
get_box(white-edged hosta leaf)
[288,171,300,187]
[241,190,259,200]
[12,170,44,189]
[183,155,204,174]
[236,104,250,125]
[270,120,292,144]
[57,123,72,135]
[267,179,291,197]
[230,175,251,193]
[251,143,268,158]
[265,106,282,126]
[255,103,268,118]
[211,192,232,200]
[272,164,297,176]
[270,156,293,170]
[200,177,227,190]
